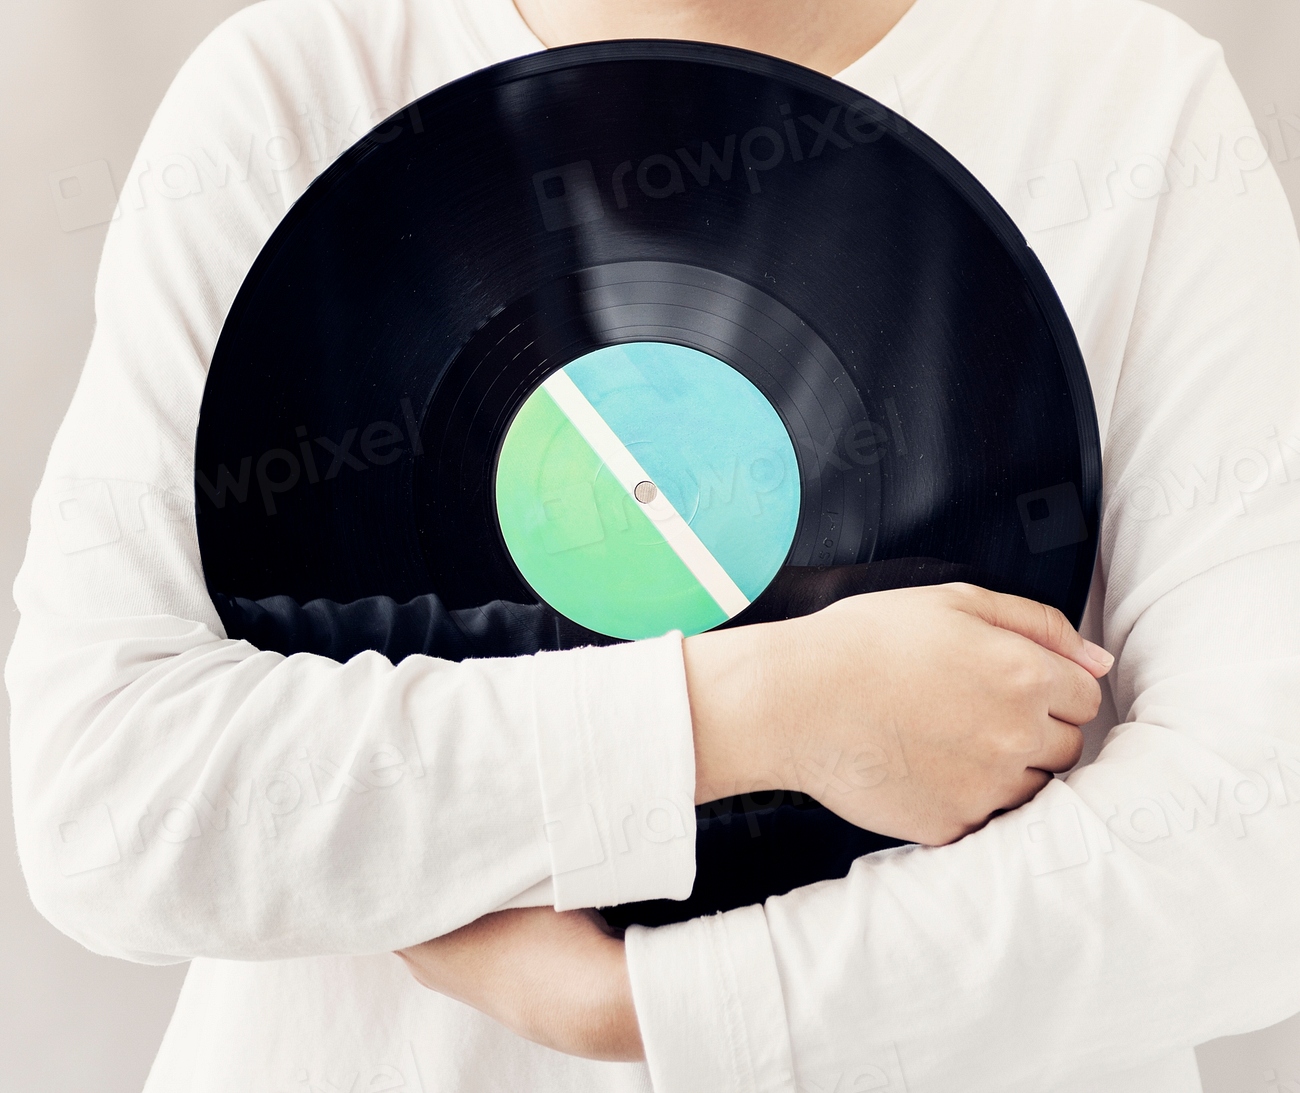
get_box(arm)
[398,579,1113,1058]
[4,12,697,964]
[624,47,1300,1093]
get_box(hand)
[396,906,643,1062]
[685,582,1112,846]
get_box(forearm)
[9,579,696,961]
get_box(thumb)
[960,586,1114,677]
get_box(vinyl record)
[196,40,1101,926]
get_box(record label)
[494,342,800,639]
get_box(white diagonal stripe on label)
[542,369,751,617]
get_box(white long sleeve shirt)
[7,0,1300,1091]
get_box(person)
[7,0,1299,1091]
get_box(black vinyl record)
[196,40,1100,927]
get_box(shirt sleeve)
[625,48,1300,1093]
[3,7,696,966]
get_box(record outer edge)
[206,38,1101,625]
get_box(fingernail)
[1084,641,1114,672]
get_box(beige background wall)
[1,2,1297,1091]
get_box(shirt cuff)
[530,632,697,910]
[625,904,796,1093]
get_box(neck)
[512,0,918,76]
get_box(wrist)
[586,938,644,1062]
[502,929,643,1062]
[682,623,788,804]
[528,935,643,1063]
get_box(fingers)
[986,719,1078,822]
[980,768,1054,826]
[1032,717,1086,773]
[1044,651,1103,726]
[954,584,1114,677]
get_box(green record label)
[494,342,801,640]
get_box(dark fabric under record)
[213,558,973,924]
[211,591,617,663]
